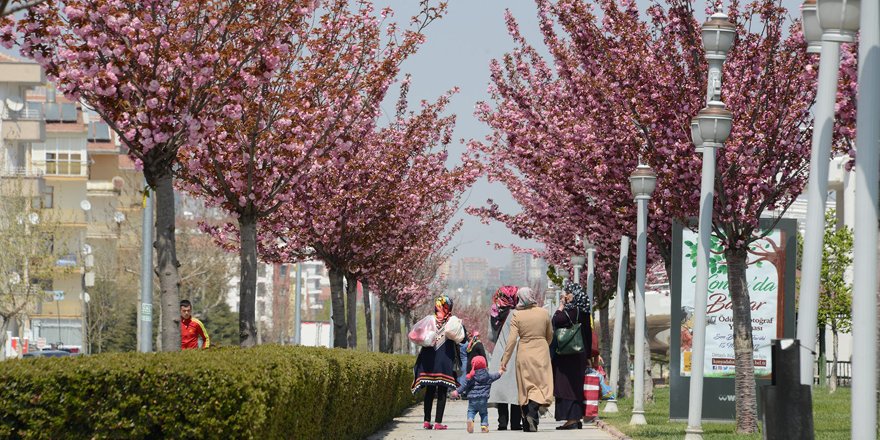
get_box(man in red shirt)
[180,300,210,350]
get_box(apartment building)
[1,54,143,356]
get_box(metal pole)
[796,39,842,386]
[851,4,879,436]
[604,235,630,414]
[686,145,719,438]
[138,184,154,353]
[586,247,596,306]
[294,262,302,345]
[630,197,649,425]
[686,54,726,440]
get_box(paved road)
[368,399,616,439]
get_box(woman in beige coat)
[499,287,554,432]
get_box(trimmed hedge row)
[0,345,419,440]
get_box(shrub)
[0,345,418,440]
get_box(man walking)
[180,299,210,350]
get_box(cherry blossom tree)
[176,0,444,347]
[231,78,479,349]
[470,0,856,431]
[7,0,315,351]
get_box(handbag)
[554,309,585,355]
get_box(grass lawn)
[600,386,851,439]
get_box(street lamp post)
[629,163,657,425]
[796,0,860,387]
[686,11,736,440]
[851,0,877,436]
[584,241,596,306]
[571,255,585,285]
[138,184,154,353]
[604,235,630,414]
[557,269,570,308]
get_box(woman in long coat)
[551,282,592,429]
[411,295,460,430]
[487,286,522,430]
[499,287,554,432]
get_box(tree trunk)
[379,294,392,353]
[151,172,181,352]
[328,267,347,348]
[362,280,373,351]
[599,304,611,369]
[345,272,357,349]
[830,325,839,393]
[620,293,632,399]
[238,213,258,347]
[725,247,758,434]
[0,316,10,360]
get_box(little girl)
[451,356,503,433]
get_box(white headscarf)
[516,287,536,308]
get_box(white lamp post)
[604,235,630,414]
[557,268,570,308]
[139,183,154,353]
[686,11,735,440]
[571,255,586,285]
[584,241,596,306]
[796,0,860,387]
[629,163,657,425]
[851,0,877,436]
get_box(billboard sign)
[669,218,796,420]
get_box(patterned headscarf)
[564,281,590,314]
[466,331,481,353]
[434,295,454,328]
[490,286,519,317]
[517,287,537,308]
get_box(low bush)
[0,345,418,440]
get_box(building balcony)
[0,60,45,85]
[0,167,45,197]
[86,180,119,196]
[2,106,45,142]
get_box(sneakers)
[433,423,448,430]
[467,421,474,433]
[481,426,489,433]
[423,421,433,430]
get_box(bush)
[0,345,418,440]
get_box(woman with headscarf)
[411,295,460,430]
[487,286,522,430]
[499,287,554,432]
[551,281,593,429]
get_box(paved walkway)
[368,399,616,439]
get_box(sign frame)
[669,218,797,421]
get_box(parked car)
[22,350,71,358]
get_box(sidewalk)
[367,399,616,439]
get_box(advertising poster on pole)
[669,218,796,421]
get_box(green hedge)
[0,345,419,440]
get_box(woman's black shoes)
[577,421,583,429]
[556,422,578,430]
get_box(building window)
[45,153,82,175]
[42,186,53,209]
[257,282,266,298]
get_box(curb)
[596,419,632,440]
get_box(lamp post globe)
[817,0,860,42]
[570,255,586,268]
[693,101,734,148]
[702,12,737,59]
[629,164,658,199]
[801,0,823,53]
